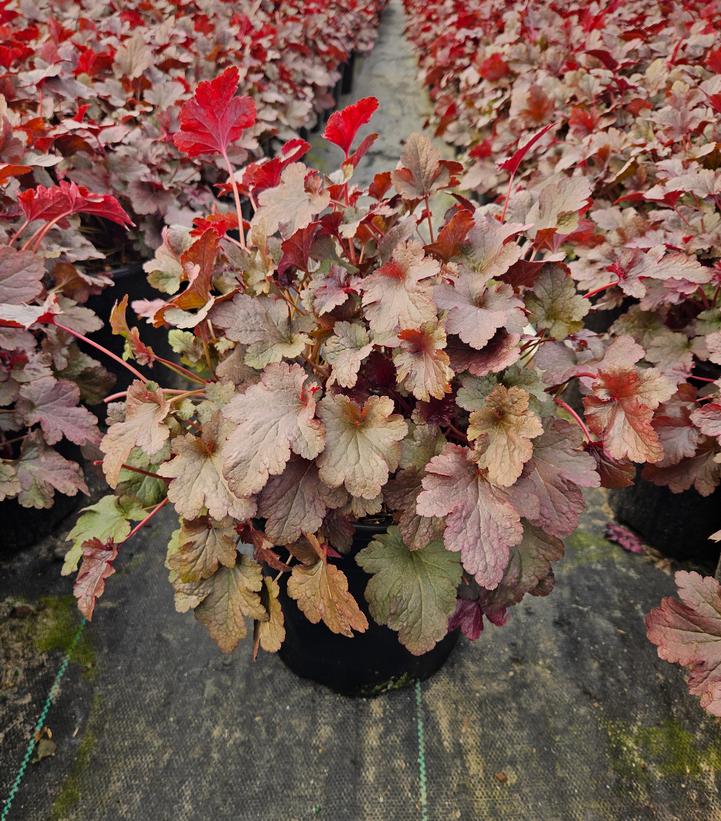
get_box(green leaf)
[356,527,462,655]
[63,496,132,576]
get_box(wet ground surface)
[3,3,721,819]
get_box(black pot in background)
[341,53,355,95]
[1,493,80,555]
[86,263,176,397]
[609,477,721,568]
[1,441,83,555]
[278,520,459,697]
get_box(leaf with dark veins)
[509,419,600,539]
[258,457,346,545]
[18,377,100,446]
[416,444,523,589]
[74,538,118,620]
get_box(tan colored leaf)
[194,559,266,653]
[169,516,238,583]
[322,321,373,388]
[317,394,407,499]
[393,323,453,401]
[287,560,368,637]
[158,413,255,521]
[468,386,543,486]
[101,381,170,486]
[255,577,285,655]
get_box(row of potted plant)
[0,0,385,261]
[402,0,721,713]
[36,70,697,697]
[0,2,386,539]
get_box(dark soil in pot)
[277,519,459,697]
[609,476,721,567]
[86,263,177,397]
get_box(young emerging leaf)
[468,386,543,487]
[323,97,379,158]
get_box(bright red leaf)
[323,96,379,158]
[18,181,132,228]
[173,66,256,158]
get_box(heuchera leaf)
[254,576,285,656]
[258,457,345,545]
[63,495,132,576]
[15,431,88,509]
[254,163,330,236]
[416,444,523,589]
[322,321,374,388]
[435,272,525,350]
[394,324,453,402]
[18,376,100,446]
[477,521,564,609]
[194,559,267,653]
[323,96,378,158]
[158,414,255,522]
[510,418,600,538]
[18,181,132,228]
[173,66,256,158]
[467,385,543,487]
[101,381,171,486]
[583,368,675,463]
[287,560,368,637]
[525,265,589,339]
[168,516,238,583]
[425,209,474,262]
[0,246,45,304]
[212,294,310,369]
[498,122,555,176]
[360,241,439,337]
[317,394,407,499]
[110,295,155,366]
[73,538,118,620]
[356,527,461,654]
[391,132,463,199]
[646,571,721,716]
[222,362,324,497]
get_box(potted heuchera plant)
[0,182,131,550]
[63,72,648,696]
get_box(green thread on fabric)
[1,618,86,821]
[415,679,429,821]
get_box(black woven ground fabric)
[2,486,721,821]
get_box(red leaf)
[190,213,238,238]
[238,138,310,197]
[18,181,132,228]
[173,67,256,158]
[277,222,321,282]
[323,97,379,158]
[498,123,555,176]
[707,46,721,74]
[425,209,474,262]
[73,537,119,620]
[478,53,509,81]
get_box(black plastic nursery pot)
[1,492,80,556]
[86,262,176,395]
[609,477,721,566]
[278,520,459,698]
